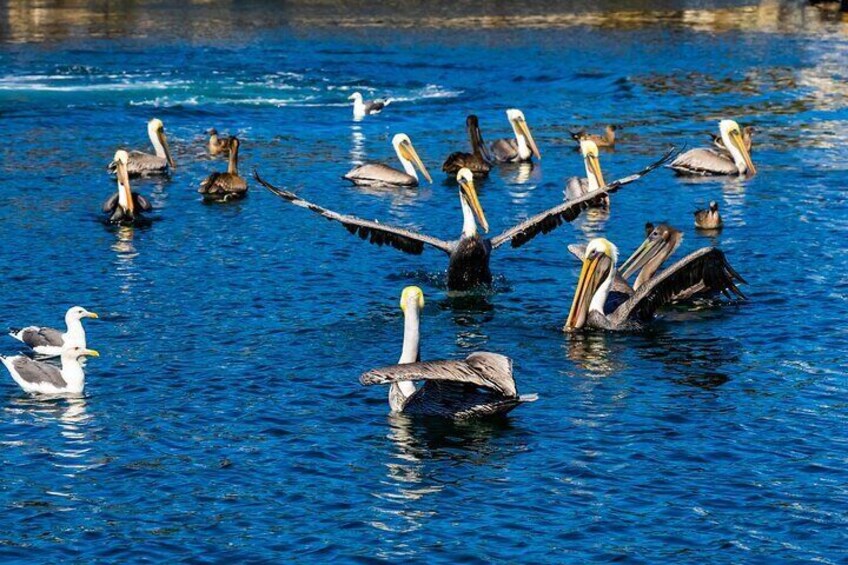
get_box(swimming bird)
[102,150,153,226]
[618,223,683,291]
[490,109,541,163]
[571,125,617,148]
[694,201,722,230]
[343,133,432,188]
[564,140,609,208]
[9,306,98,358]
[349,92,390,119]
[564,238,746,331]
[199,137,248,202]
[256,149,674,291]
[108,118,176,177]
[711,125,754,154]
[208,128,234,156]
[669,120,756,176]
[360,286,537,419]
[1,345,99,395]
[442,115,493,177]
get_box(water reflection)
[111,226,139,295]
[565,332,628,377]
[634,328,740,390]
[349,124,366,165]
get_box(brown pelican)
[102,150,153,226]
[711,125,754,154]
[208,128,234,156]
[344,133,432,188]
[618,223,683,291]
[490,109,541,163]
[108,118,176,177]
[255,149,674,291]
[442,115,493,177]
[360,286,537,419]
[564,140,609,208]
[565,238,746,331]
[694,201,722,230]
[349,92,390,119]
[669,120,756,176]
[571,125,617,148]
[199,137,248,202]
[1,345,99,395]
[9,306,98,358]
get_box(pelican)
[208,128,234,156]
[360,286,537,419]
[343,133,432,188]
[349,92,390,119]
[669,120,756,176]
[1,345,99,395]
[694,201,722,230]
[618,223,683,291]
[571,125,617,148]
[199,137,248,202]
[9,306,98,358]
[564,140,609,208]
[711,125,754,154]
[108,118,176,177]
[565,238,746,331]
[102,150,153,226]
[490,109,541,163]
[442,115,493,177]
[255,149,674,291]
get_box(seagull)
[349,92,390,119]
[9,306,98,358]
[1,345,100,395]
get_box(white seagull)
[1,345,100,395]
[349,92,390,119]
[9,306,98,357]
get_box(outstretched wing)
[610,248,746,325]
[491,147,677,249]
[254,171,453,255]
[360,352,516,397]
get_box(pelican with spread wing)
[256,149,673,291]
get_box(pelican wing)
[668,148,737,176]
[255,171,453,255]
[343,164,417,187]
[200,172,247,195]
[361,352,517,397]
[442,153,490,175]
[102,193,119,213]
[564,177,589,201]
[133,193,153,211]
[108,151,168,176]
[490,138,519,162]
[491,148,676,249]
[610,248,746,325]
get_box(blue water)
[1,2,847,562]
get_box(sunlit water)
[0,1,847,562]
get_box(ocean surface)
[0,1,846,562]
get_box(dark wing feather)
[12,357,67,387]
[102,193,119,213]
[360,352,516,397]
[491,147,676,249]
[19,327,64,348]
[611,248,747,325]
[133,193,153,211]
[254,171,453,255]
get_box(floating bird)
[349,92,390,119]
[442,115,493,177]
[108,118,176,177]
[360,286,537,419]
[571,125,618,148]
[564,140,609,208]
[9,306,98,358]
[199,137,248,202]
[490,109,541,163]
[102,150,153,226]
[711,125,754,154]
[669,120,756,176]
[694,201,722,230]
[564,238,746,331]
[343,133,432,188]
[256,149,674,291]
[208,128,234,156]
[1,345,99,395]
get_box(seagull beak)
[618,236,662,279]
[730,129,756,175]
[565,253,611,331]
[84,349,100,358]
[400,140,432,183]
[86,312,99,319]
[515,117,541,159]
[459,176,489,233]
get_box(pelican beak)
[586,153,606,188]
[86,312,99,319]
[117,160,134,214]
[618,236,664,279]
[458,175,489,233]
[514,117,541,159]
[399,140,432,183]
[729,129,756,175]
[565,252,612,331]
[158,127,176,169]
[83,349,100,358]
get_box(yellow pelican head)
[392,133,432,183]
[506,108,541,160]
[719,119,756,175]
[456,167,489,234]
[565,238,618,331]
